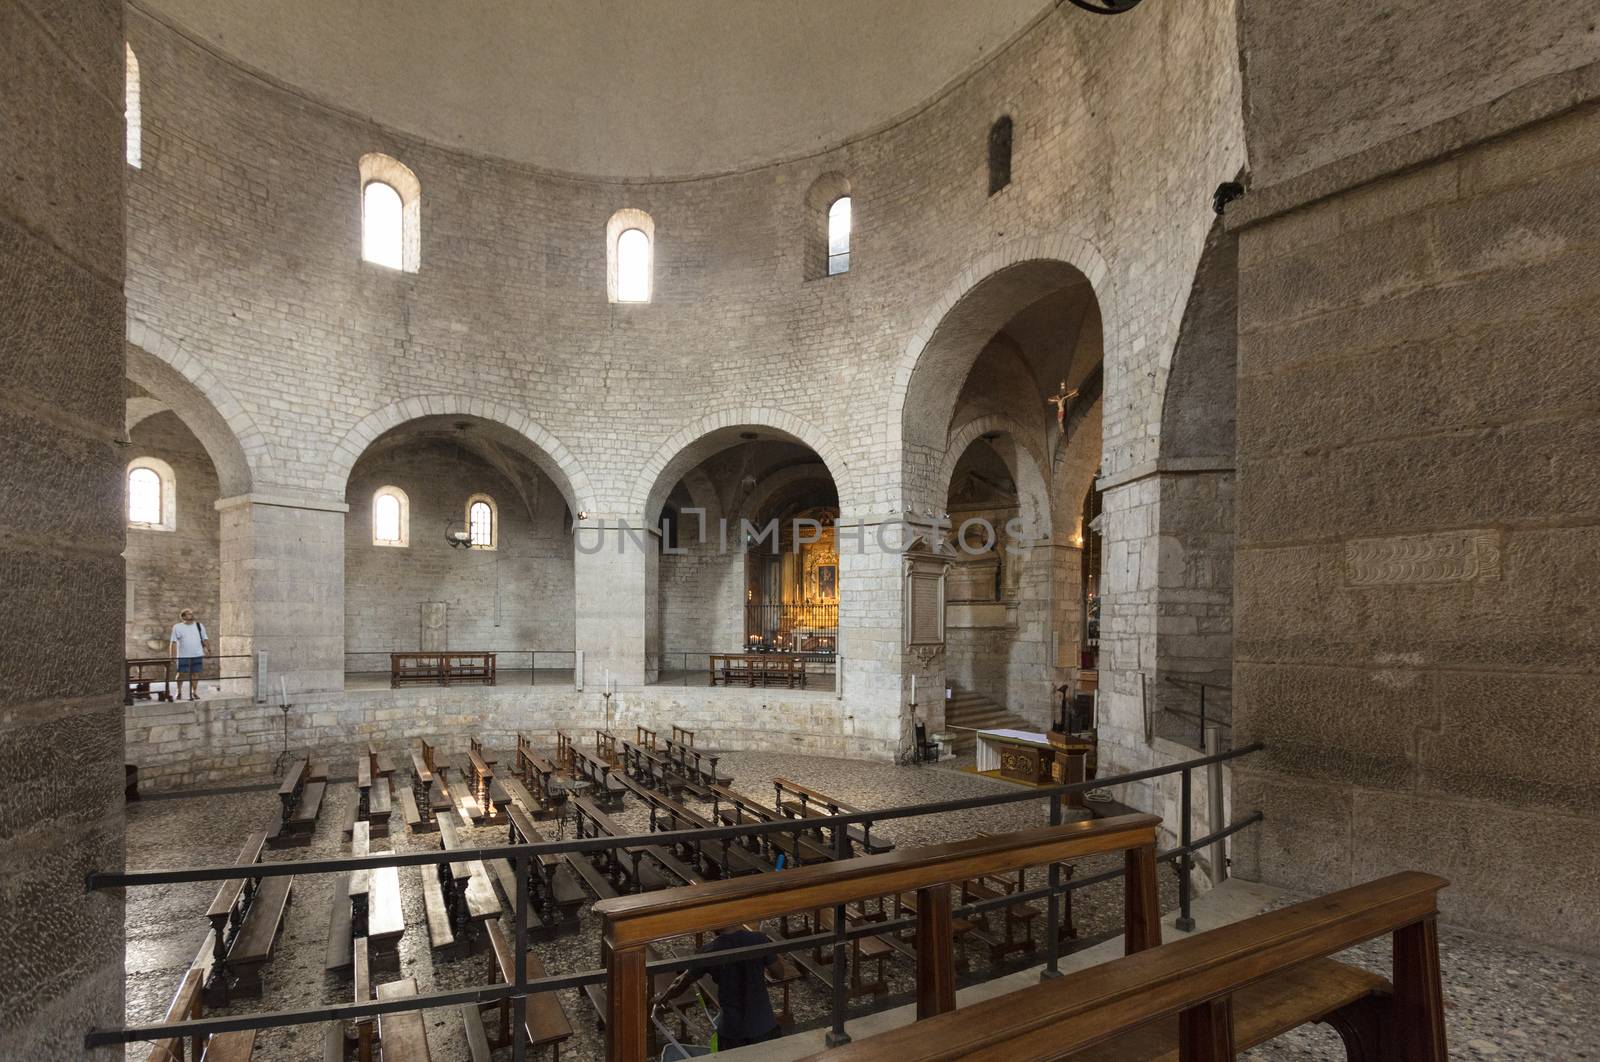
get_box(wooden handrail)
[593,815,1162,1062]
[801,871,1449,1062]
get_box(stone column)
[573,520,656,687]
[218,493,347,695]
[0,1,127,1052]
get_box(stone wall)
[126,685,868,793]
[1231,67,1600,946]
[344,441,575,662]
[125,411,222,657]
[123,0,1248,748]
[0,0,127,1054]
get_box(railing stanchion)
[1176,768,1195,933]
[513,852,529,1062]
[825,820,851,1047]
[1043,791,1062,979]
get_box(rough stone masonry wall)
[1230,40,1600,949]
[122,0,1246,749]
[125,411,222,657]
[344,442,575,662]
[0,1,127,1055]
[126,685,862,792]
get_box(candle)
[911,675,917,704]
[280,676,288,706]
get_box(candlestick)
[911,674,917,704]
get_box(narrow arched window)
[988,115,1013,196]
[357,153,422,271]
[617,228,651,302]
[372,486,409,547]
[607,208,655,303]
[128,467,160,525]
[127,457,175,530]
[827,196,852,275]
[125,44,141,168]
[466,494,497,550]
[362,181,404,269]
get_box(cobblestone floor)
[122,749,1598,1060]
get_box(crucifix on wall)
[1047,378,1079,435]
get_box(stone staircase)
[942,684,1038,758]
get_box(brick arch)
[125,322,264,497]
[628,406,858,526]
[323,396,595,514]
[938,413,1053,540]
[890,231,1117,509]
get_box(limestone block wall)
[658,535,746,664]
[343,442,575,661]
[1153,470,1235,746]
[122,0,1248,744]
[125,411,222,657]
[1230,92,1600,947]
[0,0,127,1054]
[126,685,868,793]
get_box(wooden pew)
[366,864,405,971]
[515,734,565,818]
[799,871,1450,1062]
[490,801,584,934]
[438,814,503,950]
[594,815,1165,1062]
[572,745,628,810]
[267,758,324,848]
[409,740,438,833]
[774,777,893,855]
[595,729,619,766]
[202,831,268,1004]
[218,847,293,1000]
[554,731,575,774]
[374,979,432,1062]
[145,966,257,1062]
[570,795,674,893]
[483,921,574,1059]
[634,725,657,751]
[368,739,396,779]
[322,937,378,1062]
[663,737,732,792]
[467,738,501,823]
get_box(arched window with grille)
[127,457,174,530]
[988,114,1014,196]
[358,153,422,271]
[372,486,409,547]
[466,494,497,550]
[826,196,852,275]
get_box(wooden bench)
[664,738,732,790]
[595,729,620,765]
[267,759,323,849]
[708,653,808,688]
[635,725,657,751]
[467,738,500,822]
[775,777,893,855]
[323,937,377,1062]
[594,815,1166,1061]
[410,743,437,830]
[483,921,574,1059]
[366,864,405,970]
[572,746,627,810]
[390,651,497,688]
[374,978,432,1061]
[421,863,458,957]
[515,735,565,817]
[803,871,1450,1062]
[145,966,256,1062]
[501,802,585,930]
[202,831,268,1004]
[554,731,575,773]
[368,739,396,778]
[225,868,292,998]
[126,657,175,705]
[438,814,503,948]
[367,779,392,837]
[323,871,354,975]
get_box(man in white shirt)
[168,609,210,701]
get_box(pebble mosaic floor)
[122,749,1599,1060]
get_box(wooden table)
[125,658,175,704]
[975,729,1056,784]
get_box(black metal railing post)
[1043,792,1063,979]
[1198,685,1207,749]
[1175,767,1195,933]
[513,852,529,1062]
[825,819,851,1047]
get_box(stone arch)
[323,396,594,515]
[629,406,859,526]
[892,232,1116,508]
[938,413,1053,540]
[124,330,260,497]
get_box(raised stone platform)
[125,682,874,793]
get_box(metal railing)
[744,602,838,651]
[84,742,1263,1057]
[124,654,254,705]
[1161,676,1233,750]
[651,650,839,689]
[343,649,579,687]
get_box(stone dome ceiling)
[138,0,1056,178]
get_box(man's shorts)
[177,656,204,674]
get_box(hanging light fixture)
[1065,0,1145,12]
[445,523,472,549]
